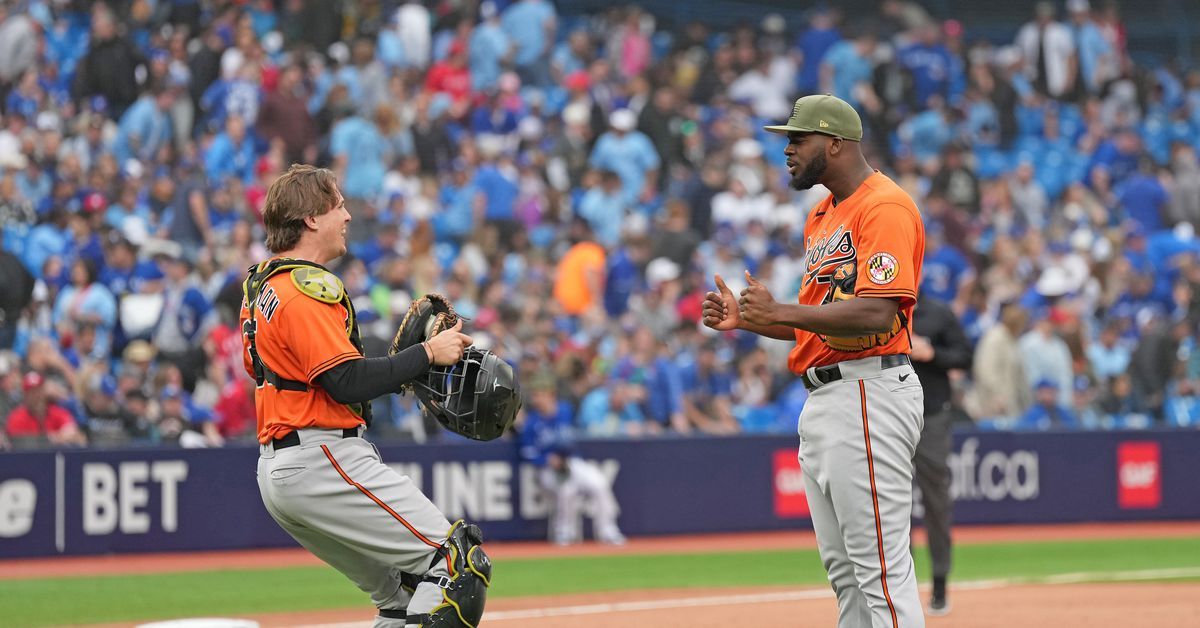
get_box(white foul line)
[483,589,834,621]
[292,566,1200,627]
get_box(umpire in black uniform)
[910,293,972,615]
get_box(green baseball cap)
[764,94,863,142]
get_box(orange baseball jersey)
[787,171,925,373]
[240,270,364,444]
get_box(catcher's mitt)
[821,263,903,352]
[390,293,461,362]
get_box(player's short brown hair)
[262,164,340,253]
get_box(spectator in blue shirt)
[500,0,557,87]
[15,160,52,209]
[330,106,390,201]
[899,97,953,164]
[920,221,974,304]
[62,208,106,278]
[204,115,258,185]
[1015,379,1080,430]
[205,183,242,241]
[518,375,576,468]
[113,85,176,165]
[98,236,138,296]
[151,251,215,391]
[103,183,153,237]
[247,0,278,37]
[577,379,648,437]
[198,65,262,133]
[6,69,44,121]
[376,18,409,70]
[469,2,512,92]
[1068,0,1115,95]
[1018,312,1076,408]
[820,29,876,110]
[1087,129,1142,188]
[899,23,955,108]
[577,170,631,249]
[43,16,90,81]
[604,235,650,317]
[474,141,522,244]
[1115,158,1169,233]
[1109,272,1170,326]
[433,160,476,243]
[589,109,660,204]
[611,326,686,432]
[1088,321,1132,381]
[470,90,521,136]
[794,9,841,94]
[679,341,739,434]
[551,30,592,85]
[350,221,403,278]
[52,258,117,361]
[23,209,70,276]
[1123,224,1154,274]
[335,38,389,114]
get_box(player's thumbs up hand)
[716,273,736,298]
[739,270,778,327]
[703,274,741,331]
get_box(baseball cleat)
[928,593,950,616]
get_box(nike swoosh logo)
[899,374,910,382]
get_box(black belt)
[271,427,359,450]
[803,354,911,392]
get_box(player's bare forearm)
[767,297,901,337]
[737,319,797,341]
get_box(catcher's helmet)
[414,347,521,441]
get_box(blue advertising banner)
[1,429,1197,559]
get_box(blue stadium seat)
[1013,136,1043,155]
[972,418,1012,431]
[1036,150,1070,199]
[1141,116,1172,165]
[1165,396,1200,428]
[1057,104,1086,141]
[1110,413,1155,430]
[973,147,1011,180]
[1016,104,1045,138]
[737,405,783,433]
[651,31,673,61]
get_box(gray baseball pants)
[257,427,452,628]
[799,356,926,628]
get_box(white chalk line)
[481,589,835,621]
[292,566,1200,627]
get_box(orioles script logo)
[803,225,857,287]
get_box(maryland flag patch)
[866,253,899,285]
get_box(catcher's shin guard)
[415,520,492,627]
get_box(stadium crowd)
[2,0,1200,452]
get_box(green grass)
[0,568,362,626]
[3,537,1199,627]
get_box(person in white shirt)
[1015,1,1077,100]
[394,0,432,70]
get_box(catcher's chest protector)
[242,258,373,425]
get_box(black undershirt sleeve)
[315,344,430,404]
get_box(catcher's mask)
[414,347,521,441]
